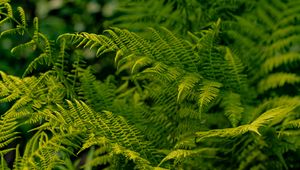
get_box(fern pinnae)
[65,100,87,129]
[277,14,300,30]
[23,53,51,76]
[271,25,300,40]
[198,80,222,114]
[38,33,52,56]
[150,28,183,68]
[258,72,300,94]
[113,28,140,52]
[284,2,300,17]
[267,35,300,55]
[32,17,39,42]
[0,118,19,149]
[114,49,124,66]
[105,29,126,51]
[256,4,275,29]
[282,119,300,129]
[0,72,23,103]
[16,6,26,29]
[4,95,32,116]
[131,56,153,74]
[261,52,300,75]
[0,27,24,38]
[221,91,243,127]
[224,47,247,92]
[177,73,201,103]
[10,40,36,54]
[87,33,105,50]
[249,106,295,135]
[4,3,12,18]
[161,27,198,72]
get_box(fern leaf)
[10,40,36,54]
[261,52,300,74]
[271,25,300,40]
[267,35,300,54]
[177,74,201,102]
[131,56,153,74]
[196,125,250,141]
[32,17,39,41]
[198,81,222,114]
[224,47,247,92]
[4,3,12,17]
[249,106,295,135]
[142,62,181,82]
[196,106,295,141]
[17,6,26,27]
[0,27,24,37]
[23,53,51,76]
[158,148,218,166]
[221,92,243,127]
[258,73,300,94]
[282,119,300,129]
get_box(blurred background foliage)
[0,0,117,76]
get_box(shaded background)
[0,0,117,76]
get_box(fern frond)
[223,47,247,92]
[177,73,201,102]
[0,117,19,149]
[4,3,12,17]
[258,73,300,94]
[55,100,158,164]
[16,131,80,170]
[249,106,295,135]
[0,71,23,103]
[142,62,181,82]
[77,68,116,112]
[198,81,222,114]
[0,27,24,37]
[221,92,243,127]
[267,35,300,55]
[103,0,201,34]
[282,119,300,129]
[10,40,35,54]
[196,125,250,141]
[226,0,300,109]
[271,25,300,40]
[17,6,26,27]
[261,52,300,75]
[158,148,218,167]
[131,56,153,74]
[23,53,52,76]
[196,106,295,141]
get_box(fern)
[258,73,300,94]
[1,1,300,169]
[221,92,243,127]
[227,0,300,96]
[104,0,202,34]
[198,81,222,114]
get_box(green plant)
[0,0,300,169]
[227,0,300,96]
[105,0,254,34]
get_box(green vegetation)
[0,0,300,169]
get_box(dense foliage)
[0,0,300,169]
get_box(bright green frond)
[258,73,300,94]
[198,81,222,114]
